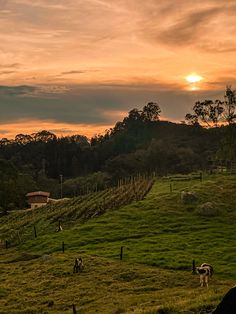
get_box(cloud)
[135,1,236,53]
[0,85,36,96]
[0,83,228,142]
[0,83,228,130]
[0,84,73,97]
[11,0,68,10]
[157,7,221,46]
[0,63,20,69]
[60,70,100,75]
[0,71,17,75]
[0,119,113,140]
[0,129,9,135]
[61,70,86,75]
[0,0,235,140]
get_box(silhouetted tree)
[141,102,161,122]
[223,85,236,124]
[15,134,33,145]
[185,86,236,127]
[185,99,224,127]
[32,130,57,142]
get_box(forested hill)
[0,102,235,210]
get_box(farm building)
[26,191,50,209]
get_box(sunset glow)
[0,120,113,140]
[0,1,235,138]
[185,74,203,84]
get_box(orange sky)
[0,0,236,139]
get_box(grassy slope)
[0,173,236,313]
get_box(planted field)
[0,177,153,246]
[0,173,236,313]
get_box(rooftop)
[26,191,50,197]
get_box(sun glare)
[185,73,203,83]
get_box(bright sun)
[185,73,203,83]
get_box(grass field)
[0,173,236,313]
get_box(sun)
[185,73,203,83]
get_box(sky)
[0,0,236,139]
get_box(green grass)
[0,173,236,313]
[0,251,233,314]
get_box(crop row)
[0,178,154,246]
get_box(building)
[26,191,50,209]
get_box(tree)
[15,134,33,145]
[32,130,57,142]
[69,135,90,147]
[123,108,143,126]
[185,99,224,127]
[0,138,13,146]
[223,86,236,124]
[141,102,161,122]
[185,87,236,127]
[185,113,199,126]
[0,159,18,209]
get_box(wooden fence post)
[199,172,202,182]
[120,246,123,260]
[72,304,77,314]
[192,260,196,273]
[103,196,106,209]
[34,225,37,238]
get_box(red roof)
[26,191,50,197]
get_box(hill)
[0,173,236,313]
[1,115,235,210]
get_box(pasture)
[0,173,236,313]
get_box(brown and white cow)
[196,263,213,287]
[73,257,84,273]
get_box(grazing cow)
[201,263,213,277]
[211,285,236,314]
[196,263,213,287]
[56,221,63,232]
[73,257,84,273]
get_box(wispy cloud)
[157,7,221,46]
[0,84,72,98]
[60,70,100,75]
[0,63,20,69]
[0,85,36,96]
[61,70,86,75]
[11,0,68,10]
[0,71,17,75]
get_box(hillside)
[1,119,235,211]
[0,173,236,313]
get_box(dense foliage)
[0,101,235,210]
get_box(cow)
[73,257,84,273]
[56,221,63,232]
[201,263,213,277]
[196,263,213,287]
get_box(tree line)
[0,90,235,211]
